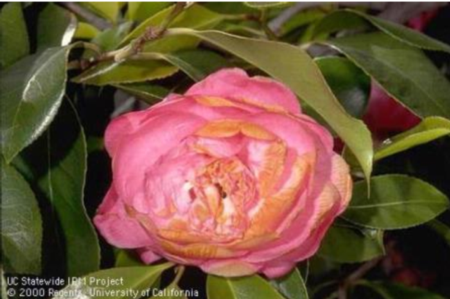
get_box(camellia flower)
[94,69,352,278]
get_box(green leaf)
[75,22,100,39]
[121,4,222,45]
[127,2,171,22]
[115,250,145,268]
[168,28,373,180]
[17,100,100,276]
[328,32,450,119]
[92,22,133,51]
[0,46,72,163]
[280,9,326,36]
[150,49,230,81]
[343,175,449,230]
[375,117,450,161]
[318,9,450,53]
[271,268,309,299]
[1,160,42,274]
[114,83,169,104]
[81,2,120,23]
[76,5,223,86]
[316,56,370,118]
[361,281,446,299]
[52,264,173,299]
[37,3,77,49]
[0,3,29,68]
[313,10,369,38]
[207,274,284,299]
[72,60,178,85]
[318,224,385,263]
[48,101,100,276]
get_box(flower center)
[187,158,257,238]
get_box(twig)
[260,9,278,40]
[60,2,111,30]
[269,2,327,33]
[172,265,186,285]
[337,256,383,299]
[68,3,187,70]
[113,2,187,62]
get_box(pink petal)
[104,110,149,157]
[330,154,352,213]
[244,182,340,264]
[261,264,295,278]
[94,186,156,248]
[186,68,301,114]
[138,248,161,264]
[112,111,206,204]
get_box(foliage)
[1,2,450,299]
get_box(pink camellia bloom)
[94,69,352,278]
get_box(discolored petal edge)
[186,68,301,114]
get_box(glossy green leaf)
[81,2,120,23]
[37,3,77,49]
[318,224,385,263]
[343,175,449,229]
[169,28,373,180]
[127,2,171,22]
[1,160,42,274]
[92,22,133,51]
[149,49,230,81]
[328,32,450,119]
[17,101,100,276]
[375,117,450,161]
[121,4,222,45]
[361,281,446,299]
[280,9,326,36]
[115,250,145,268]
[0,46,72,163]
[52,264,173,299]
[313,10,369,38]
[77,5,222,85]
[43,102,100,276]
[72,59,178,85]
[75,22,100,39]
[207,275,284,299]
[271,268,309,299]
[114,83,169,104]
[318,9,450,53]
[0,3,29,68]
[316,56,370,118]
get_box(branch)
[260,9,278,40]
[60,2,111,30]
[114,2,187,61]
[68,2,187,70]
[337,256,383,299]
